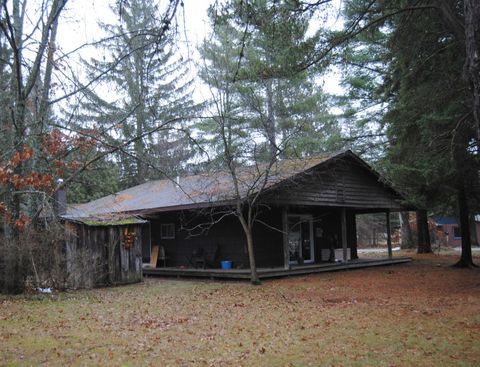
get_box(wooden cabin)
[64,150,412,279]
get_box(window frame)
[160,223,175,240]
[453,226,461,239]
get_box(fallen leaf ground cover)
[1,252,480,366]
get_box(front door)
[287,215,314,264]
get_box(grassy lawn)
[1,252,480,366]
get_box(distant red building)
[431,216,480,247]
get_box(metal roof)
[63,150,400,220]
[64,152,345,219]
[431,216,458,225]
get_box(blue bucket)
[220,260,232,269]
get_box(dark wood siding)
[141,222,151,262]
[267,156,405,210]
[252,209,284,268]
[150,212,247,268]
[148,206,360,269]
[148,208,284,269]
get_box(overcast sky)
[56,0,343,97]
[58,1,211,56]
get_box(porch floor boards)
[142,257,412,280]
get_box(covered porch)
[142,205,403,271]
[143,256,412,280]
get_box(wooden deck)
[143,257,412,280]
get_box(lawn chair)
[191,247,206,269]
[205,244,220,268]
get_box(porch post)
[282,209,289,269]
[347,211,358,260]
[341,208,348,262]
[386,210,393,259]
[148,221,152,261]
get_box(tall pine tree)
[77,0,198,188]
[340,0,479,263]
[199,0,341,163]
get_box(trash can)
[220,260,232,269]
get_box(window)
[453,226,461,238]
[160,223,175,239]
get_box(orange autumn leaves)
[0,202,29,231]
[0,129,98,231]
[42,128,97,177]
[0,145,54,191]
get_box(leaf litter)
[0,252,479,366]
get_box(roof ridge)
[86,151,349,196]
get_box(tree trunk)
[454,185,477,267]
[134,51,147,184]
[399,211,415,249]
[471,214,479,247]
[245,227,260,285]
[38,17,58,123]
[416,209,432,253]
[265,79,277,156]
[1,0,66,294]
[134,106,146,183]
[464,0,480,153]
[463,0,480,205]
[236,205,260,285]
[3,241,23,294]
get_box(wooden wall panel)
[65,223,143,289]
[267,157,405,210]
[148,208,284,269]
